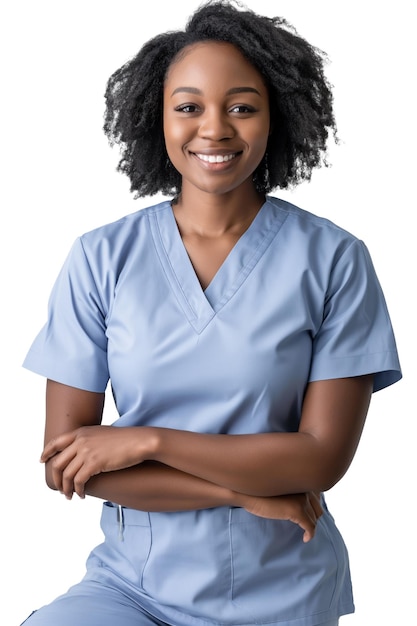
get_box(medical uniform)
[22,196,402,626]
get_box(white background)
[1,1,414,624]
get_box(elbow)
[303,436,356,493]
[312,461,350,493]
[316,477,339,493]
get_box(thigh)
[19,580,167,626]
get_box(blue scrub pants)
[19,586,168,625]
[21,597,339,626]
[21,603,339,626]
[19,502,340,626]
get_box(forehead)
[165,41,266,89]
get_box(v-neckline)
[150,198,287,333]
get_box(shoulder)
[79,199,172,253]
[267,195,357,242]
[266,195,364,265]
[61,200,172,289]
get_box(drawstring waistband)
[117,504,125,541]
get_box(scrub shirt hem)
[22,351,108,394]
[309,351,401,393]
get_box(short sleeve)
[309,239,402,392]
[22,237,110,392]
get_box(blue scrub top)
[23,196,402,625]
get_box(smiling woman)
[163,41,271,287]
[164,42,270,201]
[20,2,401,626]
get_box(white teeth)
[196,153,237,163]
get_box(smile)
[194,153,238,163]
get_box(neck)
[173,183,265,238]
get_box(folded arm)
[151,374,373,496]
[43,375,373,500]
[41,380,324,541]
[84,461,322,543]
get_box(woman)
[21,1,402,625]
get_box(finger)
[300,516,315,543]
[50,462,64,494]
[302,493,325,542]
[302,510,316,542]
[40,432,76,462]
[73,468,94,499]
[301,497,319,542]
[289,506,316,543]
[61,456,86,499]
[309,492,324,519]
[50,445,78,474]
[65,458,100,499]
[49,448,78,495]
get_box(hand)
[240,492,323,542]
[40,425,153,499]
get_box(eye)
[229,104,256,114]
[174,103,200,114]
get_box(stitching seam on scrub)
[213,211,289,314]
[78,237,109,321]
[227,508,262,625]
[149,213,216,334]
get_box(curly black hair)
[104,0,337,198]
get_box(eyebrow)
[170,86,261,96]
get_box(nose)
[198,107,235,141]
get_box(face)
[163,41,270,198]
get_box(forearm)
[83,461,238,511]
[146,376,373,497]
[75,461,324,542]
[46,454,324,540]
[151,429,323,497]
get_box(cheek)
[163,116,187,158]
[248,126,270,161]
[247,113,270,146]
